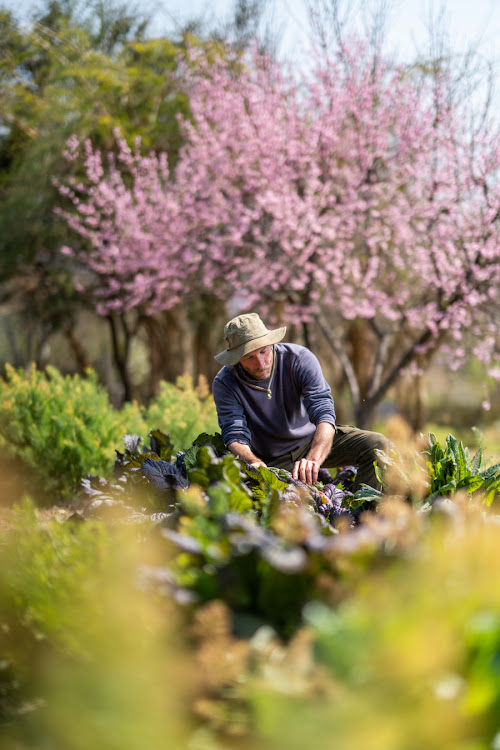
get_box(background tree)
[301,0,500,427]
[0,1,148,371]
[0,0,281,400]
[2,0,499,426]
[57,40,500,426]
[0,0,200,396]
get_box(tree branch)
[314,312,361,411]
[366,324,391,400]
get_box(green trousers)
[268,425,390,491]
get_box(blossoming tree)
[57,41,500,425]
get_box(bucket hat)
[214,313,286,366]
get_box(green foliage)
[0,364,146,500]
[182,431,227,471]
[0,6,201,369]
[0,3,212,278]
[242,465,289,527]
[101,427,500,646]
[144,375,219,453]
[280,514,500,750]
[0,365,221,505]
[98,428,337,635]
[171,483,318,637]
[0,497,190,747]
[0,498,110,654]
[1,428,500,748]
[425,432,500,505]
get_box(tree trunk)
[4,317,23,368]
[396,372,427,432]
[302,320,319,352]
[192,295,226,384]
[63,322,92,373]
[141,306,194,397]
[107,314,134,403]
[354,397,378,430]
[348,319,375,402]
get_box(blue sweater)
[212,343,336,462]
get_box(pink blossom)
[55,40,500,419]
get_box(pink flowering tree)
[57,42,500,425]
[55,131,230,395]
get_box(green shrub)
[0,364,147,501]
[0,499,189,746]
[144,375,219,453]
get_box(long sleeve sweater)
[212,343,336,463]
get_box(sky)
[152,0,500,64]
[4,0,500,66]
[3,0,500,112]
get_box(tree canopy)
[57,41,500,424]
[0,0,194,373]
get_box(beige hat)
[214,313,286,366]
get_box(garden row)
[1,365,500,749]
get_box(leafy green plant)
[425,432,500,505]
[3,430,500,750]
[0,364,147,501]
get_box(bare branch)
[315,312,361,410]
[365,324,391,400]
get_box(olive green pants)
[268,425,390,491]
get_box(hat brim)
[214,327,286,366]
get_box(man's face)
[239,345,273,380]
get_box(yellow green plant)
[144,374,219,453]
[0,499,191,748]
[0,364,147,501]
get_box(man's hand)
[250,459,267,469]
[293,458,321,485]
[228,441,267,470]
[293,422,335,485]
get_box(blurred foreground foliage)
[0,500,191,749]
[0,409,500,749]
[1,492,500,749]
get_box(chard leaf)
[187,445,221,487]
[480,462,500,480]
[187,467,210,490]
[348,486,381,509]
[261,488,281,528]
[221,453,245,484]
[140,457,188,491]
[123,433,143,455]
[446,434,460,471]
[481,477,500,506]
[438,480,457,495]
[149,430,174,462]
[258,466,289,492]
[206,479,253,517]
[206,483,231,517]
[183,433,227,471]
[456,475,483,493]
[456,440,471,482]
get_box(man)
[212,312,389,491]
